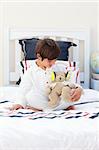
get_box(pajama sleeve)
[14,68,33,107]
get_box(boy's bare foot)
[65,106,75,110]
[9,104,24,110]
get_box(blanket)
[0,101,99,120]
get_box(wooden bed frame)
[3,28,90,88]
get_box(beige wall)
[0,1,99,85]
[3,2,98,50]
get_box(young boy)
[10,38,82,111]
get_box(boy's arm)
[70,84,84,102]
[13,68,33,107]
[74,83,84,95]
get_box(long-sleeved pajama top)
[14,60,82,111]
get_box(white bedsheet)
[0,87,99,150]
[0,115,98,150]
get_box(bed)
[1,28,99,150]
[0,87,99,150]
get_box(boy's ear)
[37,53,42,60]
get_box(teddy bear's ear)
[65,71,71,81]
[51,71,56,81]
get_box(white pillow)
[0,86,20,102]
[52,60,80,84]
[75,89,99,104]
[81,89,99,101]
[19,60,80,84]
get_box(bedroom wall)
[98,2,99,49]
[0,1,99,86]
[0,4,3,85]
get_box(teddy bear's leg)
[48,93,59,108]
[61,86,71,101]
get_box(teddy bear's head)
[51,72,66,82]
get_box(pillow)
[57,41,77,60]
[19,38,39,60]
[52,60,80,84]
[16,60,35,84]
[16,60,80,85]
[80,89,99,102]
[0,87,20,102]
[19,38,77,61]
[74,89,99,109]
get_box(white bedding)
[0,87,99,150]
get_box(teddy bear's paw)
[48,101,58,108]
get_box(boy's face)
[42,58,56,68]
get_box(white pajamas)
[14,60,82,111]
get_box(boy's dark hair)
[35,38,60,60]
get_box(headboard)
[3,28,90,88]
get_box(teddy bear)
[46,71,79,108]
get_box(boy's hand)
[10,104,24,110]
[70,87,82,102]
[25,105,43,112]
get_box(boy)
[10,38,82,111]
